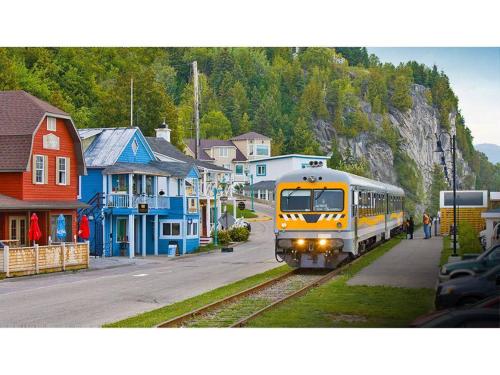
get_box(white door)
[9,216,27,246]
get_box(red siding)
[22,116,79,201]
[0,172,24,199]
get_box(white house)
[243,154,329,202]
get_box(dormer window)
[132,139,139,156]
[218,147,229,157]
[47,117,57,132]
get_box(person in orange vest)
[423,212,431,239]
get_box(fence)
[0,242,89,278]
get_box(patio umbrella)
[56,214,66,242]
[78,215,90,240]
[28,213,42,245]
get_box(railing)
[106,193,170,209]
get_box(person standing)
[423,212,430,239]
[408,216,414,240]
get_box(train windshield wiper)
[314,189,326,201]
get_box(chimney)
[155,120,171,142]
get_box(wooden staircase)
[200,236,213,245]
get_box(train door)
[353,190,359,253]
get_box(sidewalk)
[347,229,442,289]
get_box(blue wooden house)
[78,127,200,257]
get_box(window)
[34,155,45,184]
[131,139,139,156]
[255,144,269,156]
[133,174,143,195]
[188,197,197,213]
[56,157,69,185]
[256,164,266,176]
[235,164,244,175]
[280,190,311,212]
[116,218,128,242]
[218,147,229,157]
[187,221,198,237]
[313,190,344,212]
[161,221,182,238]
[112,175,128,193]
[146,175,154,195]
[47,116,56,131]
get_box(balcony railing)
[106,194,170,209]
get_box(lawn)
[226,203,258,219]
[104,265,291,327]
[440,236,452,266]
[247,238,435,328]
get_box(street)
[0,202,277,327]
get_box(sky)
[368,48,500,146]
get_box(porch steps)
[200,236,213,245]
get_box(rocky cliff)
[313,84,474,214]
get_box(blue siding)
[80,168,104,203]
[117,132,155,164]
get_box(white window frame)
[34,155,45,184]
[187,220,199,238]
[47,116,57,131]
[218,147,229,157]
[255,144,269,156]
[132,139,139,156]
[56,157,68,185]
[160,220,183,239]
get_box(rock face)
[313,84,473,212]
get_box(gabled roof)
[230,131,270,141]
[185,138,248,162]
[80,128,138,167]
[233,148,247,162]
[0,90,85,174]
[145,137,230,172]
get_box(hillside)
[475,143,500,164]
[0,47,499,214]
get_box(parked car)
[414,308,499,328]
[435,265,500,310]
[439,244,500,282]
[411,296,500,327]
[233,217,251,232]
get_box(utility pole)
[193,61,200,160]
[130,78,134,127]
[452,134,457,256]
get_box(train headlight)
[281,222,287,229]
[318,238,327,246]
[296,239,306,246]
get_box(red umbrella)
[78,215,90,240]
[28,213,42,245]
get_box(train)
[274,161,405,268]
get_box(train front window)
[313,190,344,212]
[280,189,311,212]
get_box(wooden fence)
[0,242,89,278]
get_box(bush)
[458,221,482,255]
[214,229,231,245]
[229,227,250,242]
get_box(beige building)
[185,132,271,184]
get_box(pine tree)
[391,75,412,111]
[289,117,320,155]
[271,128,285,156]
[200,110,232,139]
[239,112,251,134]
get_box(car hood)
[444,259,481,272]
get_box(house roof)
[145,137,230,172]
[0,193,89,210]
[185,138,248,162]
[230,131,270,141]
[243,180,276,191]
[102,161,199,178]
[0,90,85,174]
[79,128,138,167]
[151,161,199,178]
[248,153,329,163]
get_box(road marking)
[132,274,148,277]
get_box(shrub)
[458,221,482,255]
[214,229,231,245]
[229,227,250,242]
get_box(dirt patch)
[328,313,368,323]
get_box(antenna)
[193,61,200,159]
[130,78,134,127]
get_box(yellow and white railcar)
[274,164,405,268]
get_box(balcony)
[106,194,170,209]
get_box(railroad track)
[156,249,371,328]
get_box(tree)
[271,128,285,156]
[429,164,447,216]
[200,110,232,139]
[391,75,412,111]
[327,137,343,169]
[288,117,320,155]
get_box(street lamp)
[212,186,222,246]
[244,168,255,212]
[434,130,458,256]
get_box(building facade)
[79,127,200,257]
[0,91,87,247]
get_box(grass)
[103,265,291,327]
[192,242,220,253]
[247,238,435,328]
[226,203,258,219]
[440,236,452,266]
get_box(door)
[135,217,140,255]
[201,204,208,237]
[9,216,27,247]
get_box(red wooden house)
[0,91,87,246]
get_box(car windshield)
[477,245,500,260]
[313,189,344,212]
[280,189,311,212]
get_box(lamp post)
[250,173,254,211]
[213,187,219,246]
[434,131,457,256]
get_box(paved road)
[0,202,278,327]
[347,228,441,289]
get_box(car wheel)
[457,296,480,307]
